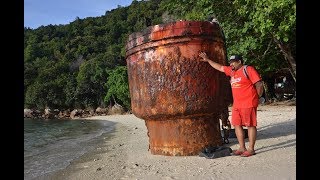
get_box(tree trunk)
[262,81,271,102]
[273,38,296,82]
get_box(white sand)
[44,103,296,180]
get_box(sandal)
[232,149,244,156]
[240,150,256,157]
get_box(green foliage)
[25,82,46,109]
[24,0,296,110]
[104,66,131,110]
[234,0,296,42]
[24,58,72,109]
[159,0,296,78]
[74,58,108,108]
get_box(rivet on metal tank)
[125,20,231,156]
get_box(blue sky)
[24,0,134,29]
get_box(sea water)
[24,118,115,179]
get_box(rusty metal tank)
[125,20,230,156]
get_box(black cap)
[229,55,243,62]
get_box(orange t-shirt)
[223,65,262,108]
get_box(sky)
[24,0,134,29]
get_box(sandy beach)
[42,102,296,180]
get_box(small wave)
[24,119,115,179]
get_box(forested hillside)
[24,0,295,111]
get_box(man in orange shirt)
[199,52,264,157]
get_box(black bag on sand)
[199,146,232,159]
[227,128,248,139]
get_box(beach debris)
[199,146,232,159]
[126,20,230,156]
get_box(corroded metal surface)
[126,20,230,156]
[145,116,221,156]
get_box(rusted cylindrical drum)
[126,20,229,156]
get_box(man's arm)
[254,81,264,97]
[199,52,224,72]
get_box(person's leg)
[240,107,257,156]
[247,126,256,153]
[234,125,246,151]
[231,108,246,154]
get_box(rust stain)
[145,116,222,156]
[126,20,230,156]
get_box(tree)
[234,0,296,80]
[158,0,296,102]
[74,57,109,108]
[104,66,131,110]
[159,0,296,81]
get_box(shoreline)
[40,104,296,180]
